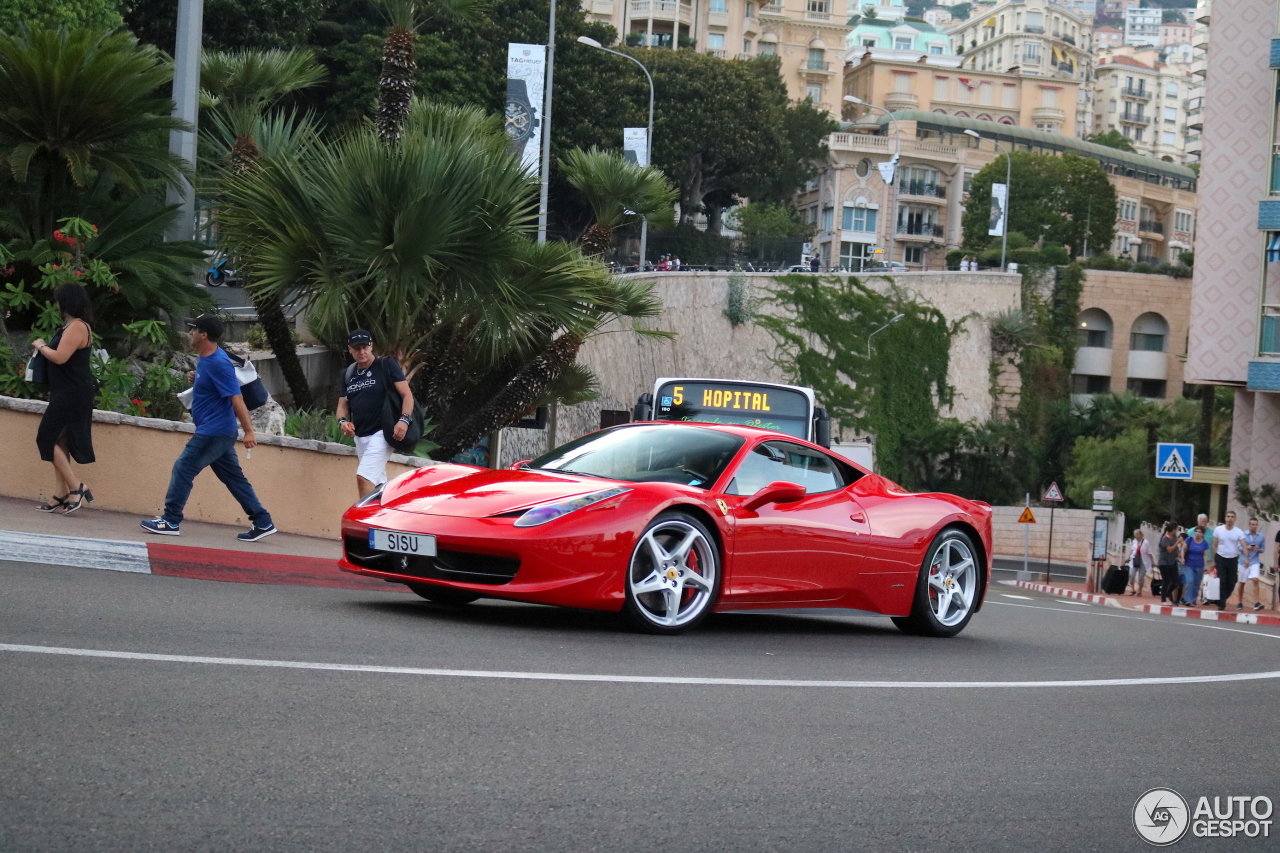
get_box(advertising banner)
[505,43,546,171]
[623,128,649,167]
[988,182,1008,237]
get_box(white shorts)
[1243,563,1262,581]
[355,431,395,485]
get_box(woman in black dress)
[31,283,96,513]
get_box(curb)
[0,529,402,593]
[1134,603,1280,627]
[1009,579,1125,608]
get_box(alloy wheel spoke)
[934,587,953,619]
[664,587,682,622]
[683,568,712,592]
[633,570,667,596]
[928,571,948,592]
[643,530,670,566]
[672,528,700,562]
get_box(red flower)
[73,270,83,276]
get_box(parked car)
[863,261,909,273]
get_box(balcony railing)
[1062,34,1076,45]
[706,47,726,58]
[898,180,947,198]
[896,222,944,237]
[1139,220,1165,234]
[805,60,832,71]
[1120,114,1150,125]
[1122,85,1150,99]
[1023,24,1045,34]
[760,2,783,13]
[631,0,679,15]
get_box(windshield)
[529,425,745,489]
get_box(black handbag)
[375,357,425,453]
[28,348,48,385]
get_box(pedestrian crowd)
[1124,510,1273,611]
[30,283,417,543]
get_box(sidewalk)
[0,495,398,593]
[1004,578,1280,627]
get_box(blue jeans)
[163,433,271,528]
[1182,564,1203,604]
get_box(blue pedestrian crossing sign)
[1155,443,1194,479]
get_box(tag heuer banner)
[988,182,1008,237]
[623,128,649,167]
[505,43,547,171]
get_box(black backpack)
[344,356,424,453]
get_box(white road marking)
[3,642,1279,690]
[988,601,1280,641]
[1057,600,1091,606]
[1000,594,1035,600]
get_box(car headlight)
[513,487,630,528]
[355,485,384,508]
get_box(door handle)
[850,512,866,524]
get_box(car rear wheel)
[623,511,721,634]
[892,528,980,638]
[406,583,481,606]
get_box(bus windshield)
[652,380,812,440]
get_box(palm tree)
[0,28,188,240]
[373,0,487,146]
[218,100,665,460]
[560,146,677,258]
[202,48,326,408]
[200,49,326,174]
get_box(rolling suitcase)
[1102,564,1128,595]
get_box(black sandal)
[37,493,68,513]
[63,484,94,514]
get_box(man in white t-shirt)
[1211,511,1247,611]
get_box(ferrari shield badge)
[715,499,729,515]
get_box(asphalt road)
[3,560,1277,853]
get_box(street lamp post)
[536,0,557,245]
[964,129,1011,272]
[845,95,899,266]
[165,0,204,241]
[867,313,905,360]
[578,36,655,271]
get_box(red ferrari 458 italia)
[339,422,992,636]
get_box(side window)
[726,441,844,496]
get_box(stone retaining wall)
[0,396,432,540]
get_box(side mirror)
[743,481,807,512]
[511,460,531,470]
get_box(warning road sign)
[1042,482,1064,502]
[1017,507,1037,524]
[1156,443,1193,480]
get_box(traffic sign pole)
[1023,493,1030,580]
[1046,505,1054,584]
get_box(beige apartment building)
[582,0,851,111]
[1092,54,1197,165]
[793,110,1197,272]
[944,0,1094,136]
[842,52,1079,133]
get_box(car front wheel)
[892,528,980,638]
[623,511,721,634]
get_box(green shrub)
[1179,251,1194,268]
[1008,247,1043,267]
[945,249,965,271]
[284,408,355,446]
[134,361,189,421]
[1133,262,1156,274]
[1040,243,1069,265]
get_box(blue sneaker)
[237,523,277,542]
[140,517,180,536]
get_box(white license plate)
[369,528,436,557]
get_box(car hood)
[381,468,616,518]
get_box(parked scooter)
[205,253,241,287]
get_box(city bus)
[633,378,832,448]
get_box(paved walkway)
[0,495,397,592]
[1004,578,1280,627]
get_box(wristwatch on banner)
[505,79,539,156]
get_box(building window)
[744,39,751,53]
[821,206,834,231]
[1108,99,1116,113]
[979,82,992,105]
[1130,331,1165,352]
[1166,82,1178,98]
[1134,127,1144,142]
[842,205,877,232]
[758,41,776,56]
[1024,42,1041,62]
[1002,84,1016,108]
[1072,374,1112,395]
[928,44,944,55]
[862,37,878,48]
[962,171,975,195]
[904,246,924,265]
[708,33,725,49]
[1119,200,1137,221]
[1164,106,1177,123]
[1162,130,1175,145]
[806,0,829,14]
[806,82,822,102]
[710,0,726,11]
[1126,378,1167,398]
[894,36,913,50]
[745,2,754,16]
[840,241,871,270]
[1078,328,1109,348]
[807,47,825,69]
[892,72,912,93]
[1175,211,1193,232]
[934,76,948,100]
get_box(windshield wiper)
[550,468,605,479]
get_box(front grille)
[344,536,519,586]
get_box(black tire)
[406,583,481,606]
[892,528,981,638]
[204,271,223,287]
[622,510,722,635]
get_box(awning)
[1269,232,1280,262]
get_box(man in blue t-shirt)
[141,315,275,541]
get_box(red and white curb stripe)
[1134,604,1280,627]
[1006,579,1124,608]
[0,529,400,593]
